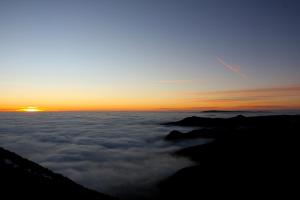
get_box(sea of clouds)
[0,111,213,199]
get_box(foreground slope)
[160,115,300,199]
[0,147,115,199]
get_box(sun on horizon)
[18,107,43,112]
[0,0,300,113]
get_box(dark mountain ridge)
[160,114,300,199]
[0,147,115,199]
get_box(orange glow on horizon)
[18,106,43,112]
[5,103,300,113]
[0,85,299,112]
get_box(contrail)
[216,57,246,78]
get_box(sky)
[0,0,300,111]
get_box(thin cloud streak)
[188,85,300,97]
[217,57,246,78]
[181,85,300,110]
[155,79,203,84]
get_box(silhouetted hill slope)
[0,147,115,199]
[202,110,267,113]
[163,114,300,127]
[160,115,300,199]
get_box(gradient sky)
[1,0,300,111]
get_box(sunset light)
[18,107,43,112]
[0,0,300,112]
[0,1,299,200]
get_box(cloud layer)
[0,112,208,198]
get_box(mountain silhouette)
[0,147,115,199]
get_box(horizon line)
[1,107,300,113]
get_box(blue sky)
[1,0,300,111]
